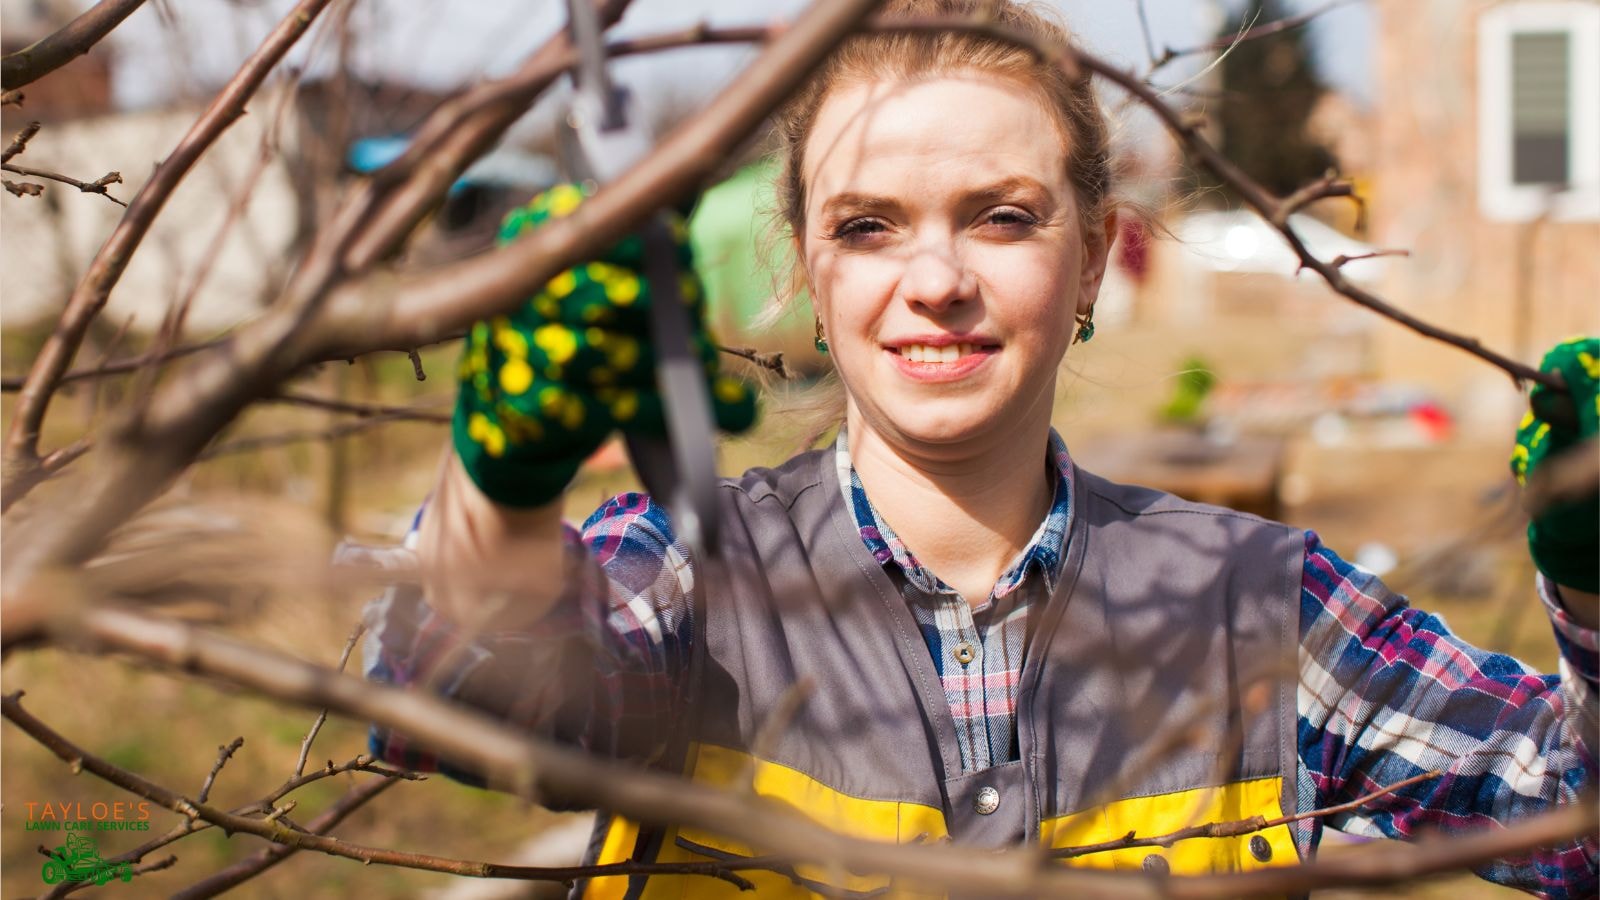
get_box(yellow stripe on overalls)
[586,746,1293,898]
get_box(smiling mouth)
[891,343,994,363]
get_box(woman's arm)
[1296,532,1598,898]
[357,186,754,785]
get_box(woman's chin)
[879,402,1014,449]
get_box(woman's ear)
[1075,208,1118,316]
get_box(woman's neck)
[846,411,1056,605]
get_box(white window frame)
[1477,2,1600,221]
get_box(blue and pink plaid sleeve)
[1296,531,1598,898]
[361,492,694,784]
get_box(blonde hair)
[774,0,1113,241]
[761,0,1115,434]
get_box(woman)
[362,1,1598,896]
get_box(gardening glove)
[453,183,758,508]
[1510,336,1600,595]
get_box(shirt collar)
[835,428,1073,604]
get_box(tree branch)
[1,0,150,90]
[1,161,126,206]
[2,690,781,892]
[1052,770,1442,859]
[167,776,400,900]
[2,120,40,163]
[293,621,364,778]
[2,0,336,504]
[18,605,1593,898]
[1149,0,1356,76]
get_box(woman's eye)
[981,207,1039,230]
[828,218,889,245]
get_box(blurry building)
[1369,0,1599,429]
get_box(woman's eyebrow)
[816,177,1056,220]
[964,176,1054,205]
[817,191,899,219]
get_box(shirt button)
[973,786,1000,815]
[1249,834,1273,862]
[953,641,975,666]
[1141,853,1170,876]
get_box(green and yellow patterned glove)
[1511,337,1600,594]
[453,183,758,508]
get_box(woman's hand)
[452,183,758,509]
[1511,337,1599,626]
[422,185,758,632]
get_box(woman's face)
[800,74,1112,456]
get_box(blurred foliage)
[1159,356,1217,424]
[1199,0,1339,201]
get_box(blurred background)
[3,0,1597,896]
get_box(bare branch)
[264,390,452,421]
[1053,770,1443,859]
[1,0,151,90]
[4,178,43,197]
[196,736,246,805]
[198,411,443,459]
[1059,38,1558,388]
[1150,0,1356,75]
[717,344,793,379]
[1,162,127,206]
[1326,249,1411,270]
[2,0,336,502]
[2,120,40,162]
[168,776,400,900]
[294,621,365,778]
[1272,171,1356,227]
[0,337,227,392]
[2,691,776,891]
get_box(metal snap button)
[953,641,975,666]
[1141,853,1169,875]
[973,786,1000,815]
[1249,834,1273,862]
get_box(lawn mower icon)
[40,833,133,886]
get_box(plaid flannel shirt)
[362,430,1598,896]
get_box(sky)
[100,0,1374,129]
[102,0,1374,102]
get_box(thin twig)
[294,621,365,778]
[197,736,245,804]
[168,776,398,900]
[2,120,40,163]
[4,177,43,196]
[0,337,227,392]
[265,390,452,421]
[199,411,440,459]
[1051,770,1444,859]
[1149,0,1355,75]
[1134,0,1160,68]
[1,161,127,206]
[717,344,792,379]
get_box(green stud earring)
[814,318,829,354]
[1074,311,1096,344]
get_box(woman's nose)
[899,242,973,312]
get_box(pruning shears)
[564,0,723,559]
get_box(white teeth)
[900,343,981,363]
